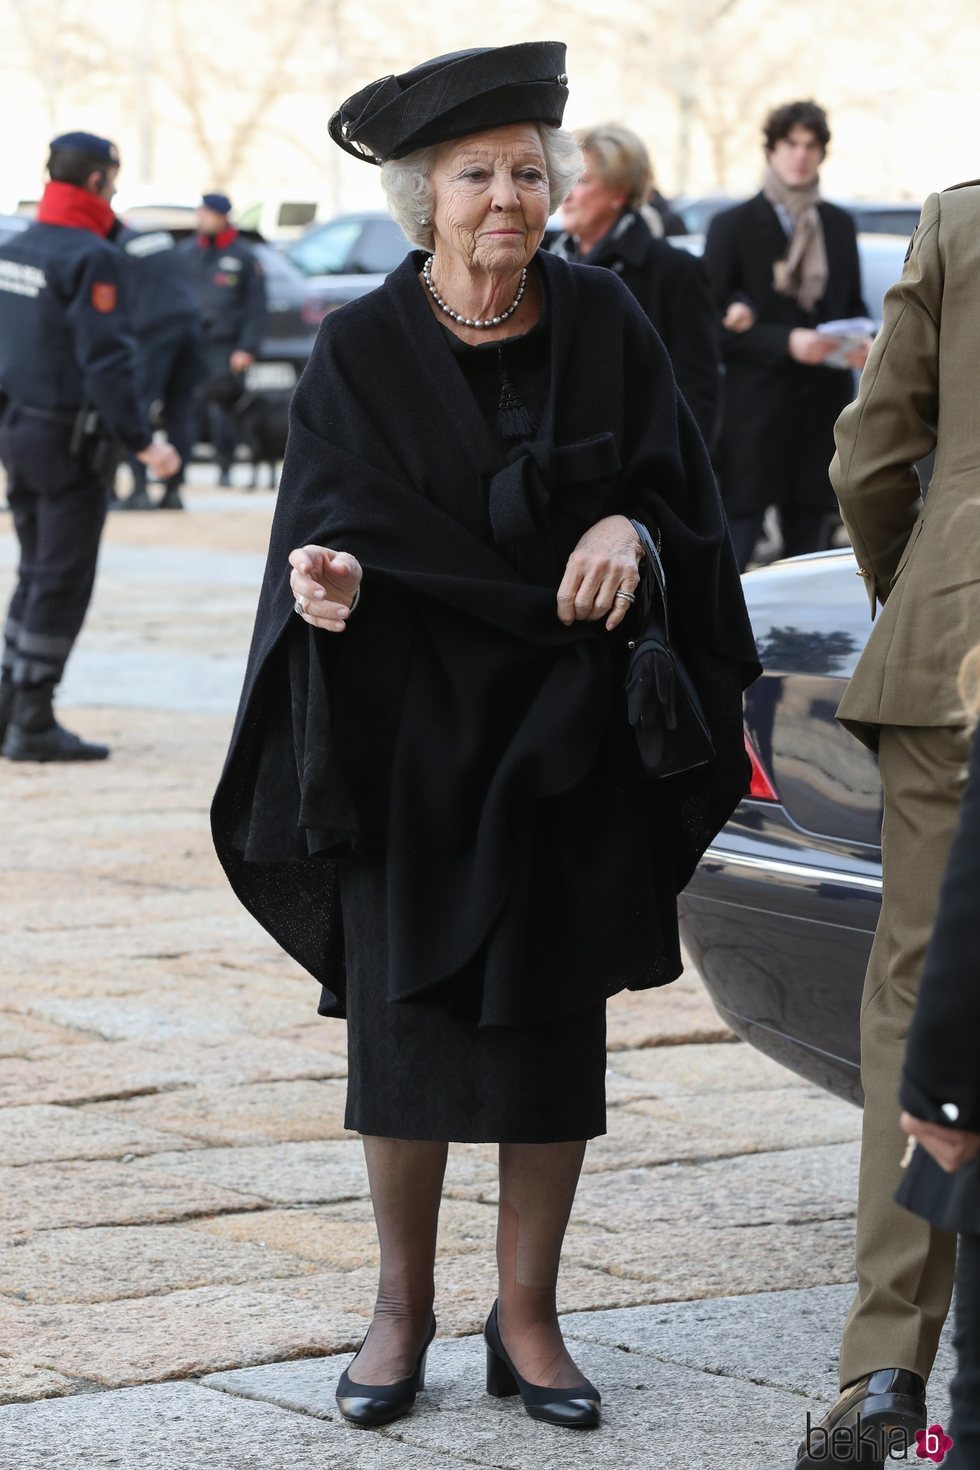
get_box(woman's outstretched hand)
[289,544,363,633]
[557,515,643,632]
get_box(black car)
[677,549,881,1105]
[283,211,414,309]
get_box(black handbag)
[624,518,715,779]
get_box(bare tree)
[161,0,320,188]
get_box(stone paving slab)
[0,1158,266,1238]
[128,1139,499,1205]
[202,1331,824,1470]
[561,1285,956,1420]
[605,974,734,1052]
[0,1222,319,1304]
[88,1079,352,1146]
[0,1036,346,1107]
[0,1013,98,1055]
[1,1274,374,1387]
[0,1359,85,1406]
[0,1103,204,1167]
[606,1038,811,1100]
[0,1381,457,1470]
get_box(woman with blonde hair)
[898,643,980,1466]
[552,122,720,446]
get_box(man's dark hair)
[47,147,109,187]
[763,101,831,154]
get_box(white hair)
[380,124,584,252]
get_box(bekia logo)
[803,1413,953,1462]
[916,1423,954,1463]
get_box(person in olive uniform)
[113,223,203,511]
[178,192,266,483]
[793,178,980,1470]
[0,132,180,762]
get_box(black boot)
[118,482,154,511]
[2,684,110,762]
[157,476,185,511]
[0,680,13,746]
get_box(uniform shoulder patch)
[91,281,117,312]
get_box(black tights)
[348,1136,589,1389]
[945,1232,980,1469]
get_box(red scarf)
[36,180,115,237]
[196,226,239,250]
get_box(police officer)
[0,132,180,762]
[113,222,203,511]
[178,192,266,483]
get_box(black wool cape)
[211,249,760,1029]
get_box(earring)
[416,214,431,225]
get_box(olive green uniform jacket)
[830,182,980,749]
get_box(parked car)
[0,213,29,246]
[677,548,882,1105]
[234,198,324,241]
[284,210,413,307]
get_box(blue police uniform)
[0,134,152,760]
[113,224,203,507]
[178,207,266,476]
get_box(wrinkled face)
[768,124,824,189]
[196,206,228,236]
[560,151,625,241]
[430,124,551,274]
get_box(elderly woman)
[552,123,721,446]
[212,43,758,1433]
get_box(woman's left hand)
[900,1111,980,1174]
[557,515,644,632]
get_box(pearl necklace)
[422,255,527,329]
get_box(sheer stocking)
[495,1139,590,1389]
[348,1135,448,1385]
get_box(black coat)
[112,226,199,340]
[703,193,867,517]
[211,249,760,1028]
[177,230,266,353]
[552,211,721,447]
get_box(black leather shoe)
[157,486,185,511]
[484,1301,601,1429]
[335,1315,436,1428]
[118,484,154,511]
[3,719,110,762]
[795,1369,926,1467]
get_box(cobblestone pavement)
[0,480,954,1466]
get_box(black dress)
[342,292,608,1144]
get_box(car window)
[236,204,262,231]
[850,208,921,236]
[347,218,412,274]
[288,219,362,276]
[254,246,299,285]
[278,202,318,228]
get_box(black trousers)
[129,322,203,489]
[0,409,107,688]
[946,1231,980,1469]
[727,505,831,572]
[203,341,240,468]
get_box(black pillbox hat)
[329,42,569,165]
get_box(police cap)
[201,192,232,215]
[49,131,120,166]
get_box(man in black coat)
[177,192,266,482]
[554,124,720,448]
[113,224,203,510]
[704,100,871,569]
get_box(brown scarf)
[762,163,828,313]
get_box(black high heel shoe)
[335,1314,436,1427]
[484,1301,601,1429]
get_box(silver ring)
[293,597,305,615]
[614,589,636,603]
